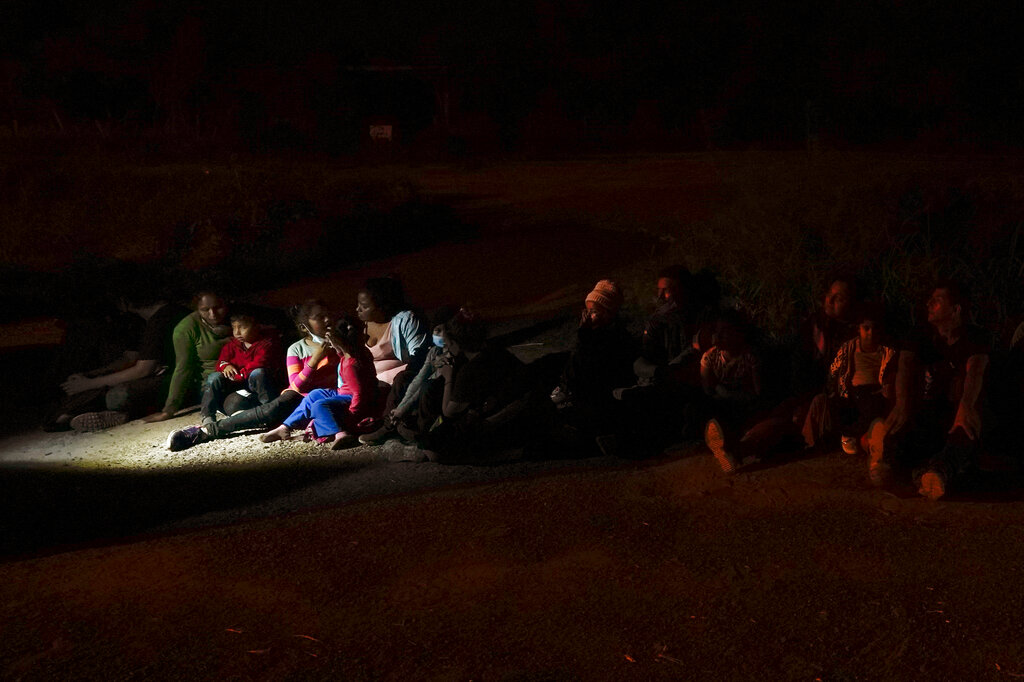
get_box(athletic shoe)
[396,423,421,444]
[705,419,737,474]
[70,411,128,432]
[841,436,859,455]
[358,420,396,446]
[383,439,429,462]
[867,419,890,486]
[918,470,947,501]
[166,425,209,451]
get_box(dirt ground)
[5,173,1024,679]
[5,445,1024,681]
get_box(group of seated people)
[43,266,1024,502]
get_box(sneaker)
[70,411,128,432]
[867,419,890,486]
[358,420,396,446]
[396,423,421,444]
[918,470,947,501]
[166,425,209,451]
[705,419,737,474]
[383,439,429,462]
[841,436,859,455]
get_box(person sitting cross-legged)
[166,309,282,451]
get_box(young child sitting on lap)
[259,314,380,450]
[166,310,281,450]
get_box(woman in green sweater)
[143,292,231,423]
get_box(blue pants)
[282,388,354,437]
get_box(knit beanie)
[585,279,623,314]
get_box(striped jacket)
[828,338,897,399]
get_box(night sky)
[3,0,1022,150]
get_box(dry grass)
[3,136,1023,339]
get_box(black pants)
[214,389,304,436]
[200,369,276,422]
[889,401,984,489]
[834,386,889,439]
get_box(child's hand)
[222,364,239,379]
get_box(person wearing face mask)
[144,291,232,423]
[359,305,460,447]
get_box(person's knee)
[105,384,129,412]
[205,372,227,389]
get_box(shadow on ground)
[0,458,368,559]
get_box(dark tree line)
[2,0,1022,151]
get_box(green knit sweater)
[162,311,230,413]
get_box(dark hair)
[657,264,692,287]
[430,304,459,329]
[822,272,858,296]
[691,268,721,311]
[329,312,365,352]
[290,298,329,334]
[855,301,886,327]
[934,278,970,309]
[229,311,257,325]
[445,308,487,352]
[191,290,226,309]
[361,276,407,320]
[108,261,167,309]
[715,308,753,340]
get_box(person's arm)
[392,311,430,373]
[700,350,718,396]
[146,319,194,421]
[884,351,915,434]
[235,339,275,380]
[81,352,138,379]
[951,354,988,440]
[216,341,240,380]
[826,343,847,398]
[484,394,530,426]
[62,357,157,394]
[288,343,329,392]
[393,351,437,418]
[440,364,469,418]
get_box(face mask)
[309,333,325,345]
[432,334,445,348]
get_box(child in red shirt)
[197,311,282,432]
[260,313,381,449]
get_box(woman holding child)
[165,301,335,450]
[144,291,232,423]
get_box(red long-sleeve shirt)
[337,345,380,422]
[216,336,281,382]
